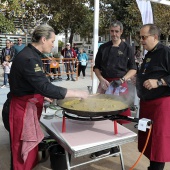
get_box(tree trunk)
[69,30,74,47]
[65,29,68,44]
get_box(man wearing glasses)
[13,37,25,57]
[1,39,15,64]
[137,24,170,170]
[91,20,137,159]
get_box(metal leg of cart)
[65,146,125,170]
[119,146,125,170]
[65,151,71,170]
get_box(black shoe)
[90,149,110,159]
[55,77,62,81]
[58,77,62,81]
[110,146,120,157]
[71,78,75,81]
[66,78,70,81]
[50,78,54,82]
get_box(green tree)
[1,0,51,34]
[152,2,170,45]
[2,0,170,46]
[38,0,94,45]
[0,2,15,33]
[0,13,15,33]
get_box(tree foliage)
[152,2,170,44]
[37,0,94,44]
[1,0,170,45]
[0,13,15,33]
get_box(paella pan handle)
[107,115,140,123]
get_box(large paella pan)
[57,94,129,117]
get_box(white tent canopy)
[142,0,170,6]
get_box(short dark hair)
[110,20,123,30]
[141,24,161,38]
[6,39,11,42]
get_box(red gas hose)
[129,124,152,170]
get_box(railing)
[41,58,94,80]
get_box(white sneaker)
[1,85,6,88]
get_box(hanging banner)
[136,0,154,24]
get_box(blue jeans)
[4,73,9,85]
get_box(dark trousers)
[43,60,50,73]
[78,64,86,77]
[148,161,165,170]
[65,62,74,78]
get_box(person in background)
[134,46,143,72]
[1,39,15,64]
[6,24,88,170]
[50,55,62,82]
[136,24,170,170]
[92,20,137,159]
[43,52,53,74]
[13,37,25,57]
[61,43,77,81]
[43,52,62,82]
[77,48,88,78]
[73,43,79,71]
[10,41,14,48]
[1,55,12,88]
[73,43,79,56]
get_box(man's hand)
[44,97,53,103]
[110,79,122,88]
[100,80,110,90]
[143,79,159,90]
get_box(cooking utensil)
[57,94,129,117]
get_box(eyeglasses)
[139,34,154,40]
[18,40,22,41]
[66,45,70,46]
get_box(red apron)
[97,78,131,124]
[138,96,170,162]
[9,94,44,170]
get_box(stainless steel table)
[40,116,137,170]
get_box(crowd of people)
[1,21,170,170]
[0,38,90,88]
[0,38,25,88]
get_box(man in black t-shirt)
[137,24,170,170]
[91,20,137,159]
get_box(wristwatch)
[120,77,126,83]
[157,79,163,87]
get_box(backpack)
[2,92,11,132]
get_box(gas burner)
[62,110,139,123]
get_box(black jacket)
[9,44,67,98]
[1,47,15,64]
